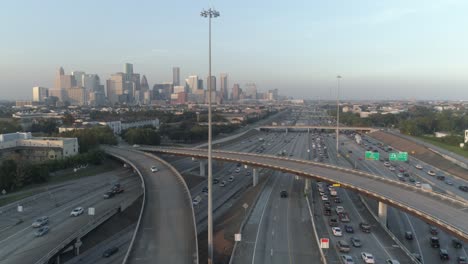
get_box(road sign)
[332,183,341,187]
[365,151,379,160]
[242,203,249,209]
[235,233,242,242]
[88,207,95,216]
[389,152,408,161]
[320,238,329,249]
[17,205,23,212]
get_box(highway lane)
[339,134,468,263]
[362,134,468,199]
[104,147,198,264]
[0,173,141,264]
[231,132,320,264]
[316,133,410,263]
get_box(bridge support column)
[56,255,61,264]
[199,160,207,177]
[285,128,288,135]
[304,179,310,194]
[378,202,388,226]
[252,168,259,187]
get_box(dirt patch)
[198,176,268,264]
[370,131,468,180]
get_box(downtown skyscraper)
[173,67,180,86]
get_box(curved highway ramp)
[104,147,198,264]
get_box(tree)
[123,128,161,145]
[62,113,75,126]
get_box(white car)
[321,195,329,201]
[235,168,240,173]
[335,206,345,214]
[415,164,423,170]
[70,207,84,217]
[415,182,421,187]
[150,166,158,172]
[332,227,343,237]
[389,166,396,171]
[383,162,391,167]
[427,170,436,176]
[361,252,375,264]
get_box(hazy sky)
[1,0,468,100]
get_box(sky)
[1,0,468,100]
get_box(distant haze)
[0,0,467,100]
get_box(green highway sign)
[389,152,408,161]
[365,151,380,160]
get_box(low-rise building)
[0,132,78,163]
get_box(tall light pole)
[336,75,342,156]
[201,8,219,264]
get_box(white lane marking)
[405,214,424,264]
[272,230,275,236]
[251,176,278,264]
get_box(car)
[351,237,362,247]
[192,196,202,206]
[415,164,423,170]
[403,172,410,177]
[415,181,421,187]
[439,248,450,260]
[132,144,140,148]
[412,253,422,262]
[202,187,208,193]
[335,206,345,214]
[389,166,396,171]
[338,212,350,223]
[431,236,440,248]
[235,168,240,173]
[430,226,438,235]
[228,176,235,182]
[445,180,453,185]
[337,240,351,253]
[32,216,49,228]
[427,170,436,176]
[459,185,468,192]
[359,222,371,233]
[341,254,354,264]
[397,173,404,178]
[398,167,405,173]
[436,175,446,180]
[348,150,353,154]
[458,256,468,264]
[70,207,84,216]
[150,166,158,172]
[386,260,400,264]
[384,162,391,167]
[329,218,339,227]
[213,178,220,184]
[280,190,288,198]
[405,231,413,240]
[321,195,329,201]
[220,181,226,187]
[102,246,119,257]
[34,226,49,237]
[452,238,463,248]
[361,252,375,264]
[103,191,114,199]
[332,227,343,236]
[334,197,342,203]
[344,225,354,233]
[408,177,415,183]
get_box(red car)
[399,167,405,173]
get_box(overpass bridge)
[257,125,378,133]
[140,146,468,242]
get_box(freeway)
[231,132,320,264]
[338,134,468,263]
[141,146,468,242]
[104,146,198,264]
[0,168,141,264]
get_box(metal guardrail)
[146,147,468,241]
[34,207,120,264]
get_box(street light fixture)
[201,8,220,264]
[336,75,342,157]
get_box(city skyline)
[1,0,468,100]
